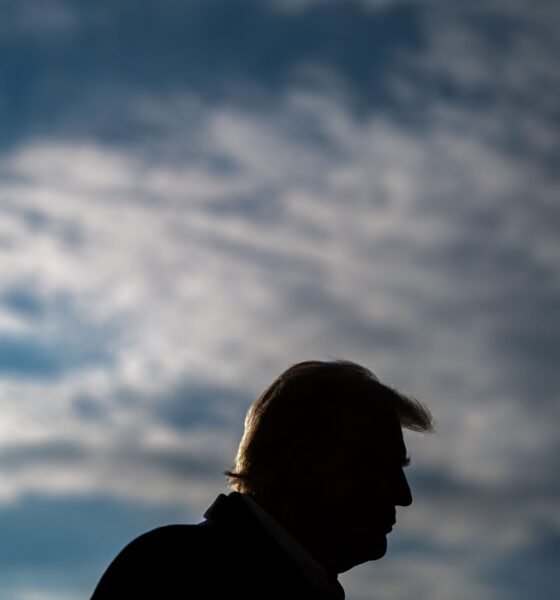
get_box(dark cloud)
[137,447,225,480]
[0,202,86,250]
[0,280,117,380]
[483,529,560,600]
[0,334,99,378]
[72,394,108,422]
[1,287,46,319]
[409,465,560,509]
[0,325,111,380]
[157,381,248,430]
[0,441,87,472]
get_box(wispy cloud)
[2,72,558,553]
[0,0,558,598]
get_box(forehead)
[346,409,407,461]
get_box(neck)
[250,491,339,574]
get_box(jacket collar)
[203,492,345,600]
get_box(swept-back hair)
[225,360,433,495]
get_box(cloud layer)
[0,1,558,599]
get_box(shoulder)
[126,523,214,549]
[127,522,222,561]
[113,521,228,568]
[91,523,224,599]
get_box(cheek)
[325,482,384,523]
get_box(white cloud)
[0,92,557,593]
[1,2,559,596]
[1,69,558,503]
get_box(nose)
[396,471,413,507]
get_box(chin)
[372,539,388,560]
[337,537,388,573]
[368,536,388,561]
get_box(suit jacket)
[90,491,344,599]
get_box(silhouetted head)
[226,360,433,574]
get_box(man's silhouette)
[91,360,433,599]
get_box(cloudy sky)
[0,0,559,598]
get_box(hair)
[225,360,433,496]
